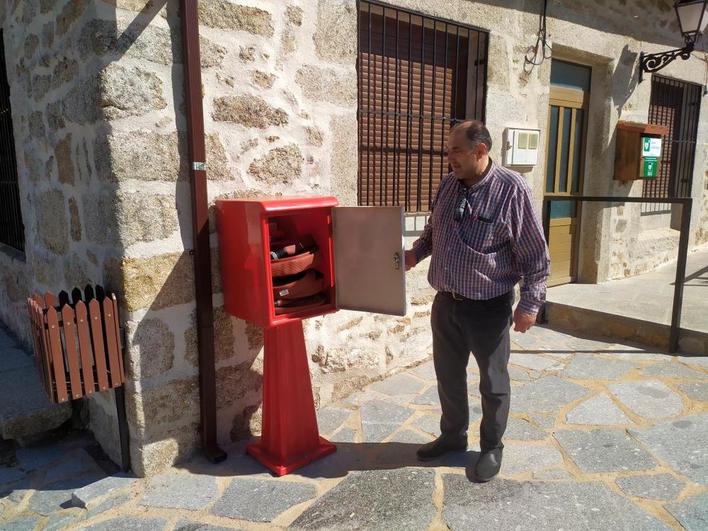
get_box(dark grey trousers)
[431,290,513,453]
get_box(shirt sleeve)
[412,218,433,263]
[411,176,447,263]
[509,184,550,315]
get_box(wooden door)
[544,60,590,286]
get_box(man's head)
[448,120,492,181]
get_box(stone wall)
[0,0,178,464]
[699,169,708,245]
[0,2,130,349]
[0,0,706,477]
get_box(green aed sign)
[642,157,659,179]
[641,136,662,157]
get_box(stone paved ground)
[1,325,707,530]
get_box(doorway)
[544,60,590,286]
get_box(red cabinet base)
[246,320,336,475]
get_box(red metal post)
[247,321,336,475]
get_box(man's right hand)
[404,250,418,271]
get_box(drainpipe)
[180,0,226,463]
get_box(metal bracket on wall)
[639,45,694,83]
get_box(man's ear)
[475,142,488,158]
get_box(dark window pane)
[571,109,584,194]
[0,29,24,252]
[550,201,577,219]
[550,60,591,91]
[545,106,559,193]
[559,107,572,193]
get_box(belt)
[442,291,512,303]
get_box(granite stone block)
[292,469,435,529]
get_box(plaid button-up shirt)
[412,161,550,315]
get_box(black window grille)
[0,29,24,252]
[357,1,488,212]
[642,75,702,215]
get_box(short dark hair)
[451,120,492,151]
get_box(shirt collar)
[456,158,496,192]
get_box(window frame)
[356,0,489,213]
[642,75,702,215]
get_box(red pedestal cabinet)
[216,197,406,475]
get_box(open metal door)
[332,206,406,316]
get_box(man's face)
[447,130,485,179]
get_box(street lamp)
[639,0,708,82]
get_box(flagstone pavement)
[1,325,707,530]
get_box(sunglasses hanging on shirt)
[454,192,469,222]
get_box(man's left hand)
[513,307,536,333]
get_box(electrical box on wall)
[503,128,540,166]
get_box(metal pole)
[180,0,226,464]
[669,199,692,353]
[114,386,131,472]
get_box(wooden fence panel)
[61,305,83,400]
[27,300,47,395]
[75,301,95,396]
[103,297,122,388]
[35,302,53,395]
[27,289,125,402]
[45,292,58,308]
[89,298,110,392]
[31,293,45,308]
[46,308,68,402]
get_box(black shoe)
[416,436,467,461]
[472,448,502,482]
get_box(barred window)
[357,1,488,212]
[642,75,702,214]
[0,29,24,252]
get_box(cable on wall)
[524,0,552,73]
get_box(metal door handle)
[393,252,401,270]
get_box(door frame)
[544,83,589,286]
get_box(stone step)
[0,326,71,442]
[545,301,708,356]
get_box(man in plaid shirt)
[405,120,550,482]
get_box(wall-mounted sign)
[642,157,659,179]
[641,136,662,158]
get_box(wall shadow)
[104,0,265,473]
[472,0,688,49]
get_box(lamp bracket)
[639,42,695,82]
